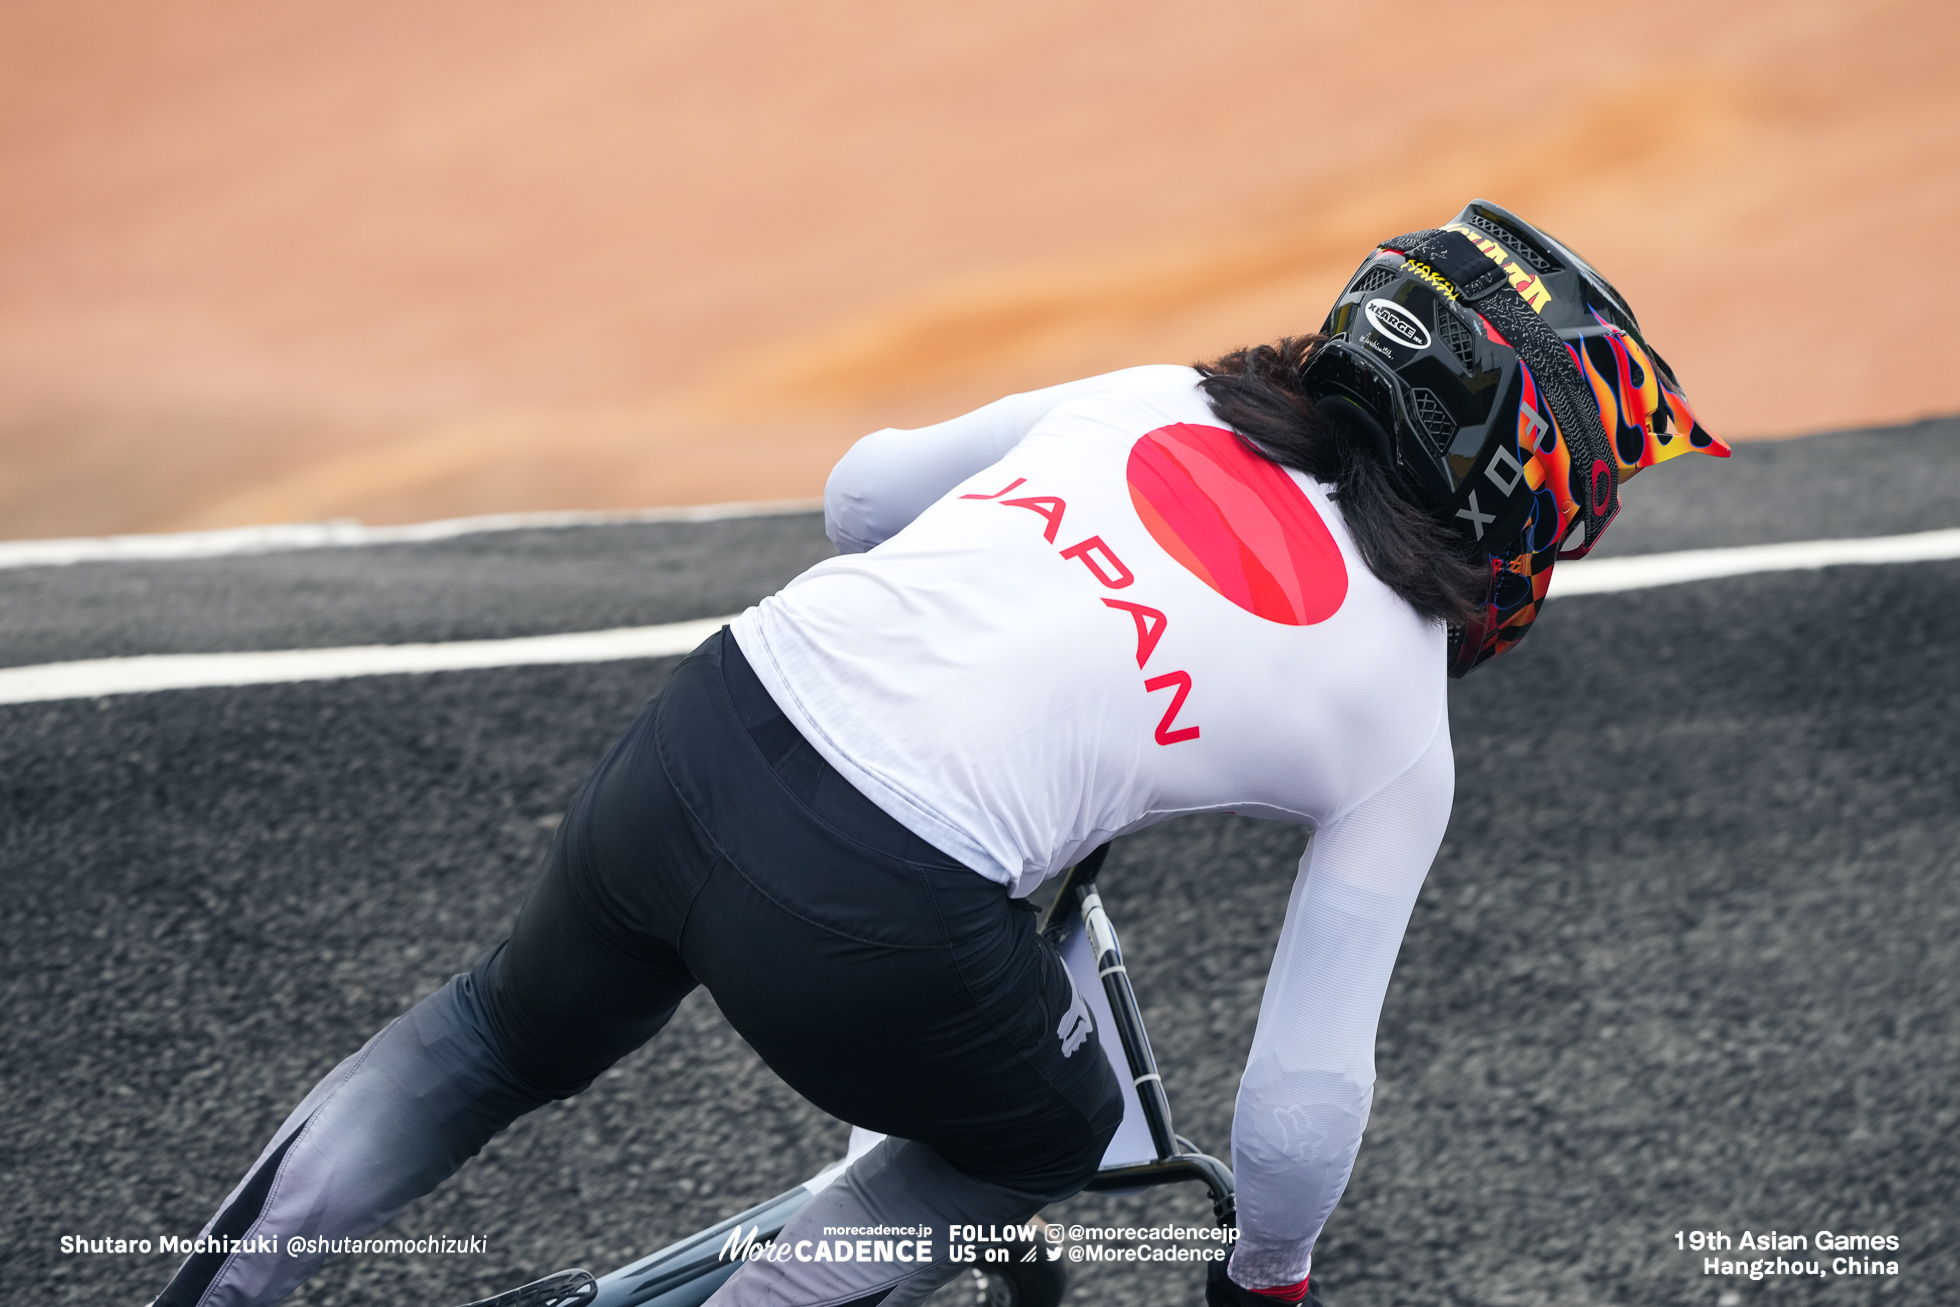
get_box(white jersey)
[735,366,1445,897]
[732,365,1455,1289]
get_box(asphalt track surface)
[5,417,1957,1307]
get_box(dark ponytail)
[1195,336,1488,626]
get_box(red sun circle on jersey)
[1126,423,1348,625]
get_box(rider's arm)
[1228,714,1454,1292]
[824,366,1188,553]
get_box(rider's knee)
[1021,1056,1125,1202]
[1076,1067,1125,1175]
[463,946,590,1102]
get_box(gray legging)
[156,630,1121,1307]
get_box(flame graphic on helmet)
[1572,310,1730,479]
[1447,312,1731,675]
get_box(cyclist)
[152,201,1727,1307]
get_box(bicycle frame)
[1039,845,1236,1223]
[471,846,1236,1307]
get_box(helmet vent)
[1436,308,1477,370]
[1462,213,1561,274]
[1409,387,1454,450]
[1352,263,1401,294]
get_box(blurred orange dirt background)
[2,0,1955,540]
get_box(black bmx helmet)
[1302,199,1728,677]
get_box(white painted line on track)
[1,529,1956,707]
[0,501,823,570]
[0,618,739,705]
[1548,528,1960,597]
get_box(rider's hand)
[1205,1255,1324,1306]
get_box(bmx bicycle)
[457,843,1236,1307]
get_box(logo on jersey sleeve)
[1125,424,1347,625]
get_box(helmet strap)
[1381,228,1620,550]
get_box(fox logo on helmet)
[1362,298,1431,350]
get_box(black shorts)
[473,628,1121,1198]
